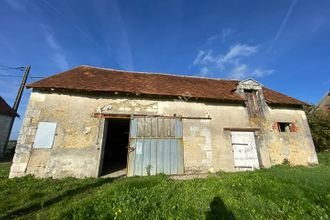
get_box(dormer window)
[245,90,262,117]
[236,79,267,118]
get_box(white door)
[231,131,259,171]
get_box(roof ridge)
[79,65,240,82]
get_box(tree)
[304,104,330,152]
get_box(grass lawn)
[0,153,329,219]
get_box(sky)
[1,0,330,139]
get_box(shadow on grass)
[206,196,235,220]
[1,177,116,219]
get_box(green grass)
[0,153,329,219]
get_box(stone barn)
[10,66,318,178]
[0,96,18,157]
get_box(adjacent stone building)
[10,66,318,178]
[0,96,18,156]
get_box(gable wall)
[9,91,318,178]
[0,114,12,156]
[260,107,318,166]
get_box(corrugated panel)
[128,116,183,176]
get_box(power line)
[0,74,23,77]
[0,74,44,79]
[0,65,25,71]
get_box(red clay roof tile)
[27,66,304,106]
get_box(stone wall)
[0,114,12,156]
[9,90,318,178]
[262,106,318,166]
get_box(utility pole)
[13,65,31,112]
[3,65,31,156]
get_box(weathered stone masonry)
[10,88,318,178]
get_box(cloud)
[221,28,234,43]
[228,66,274,80]
[4,0,28,11]
[250,69,274,77]
[199,67,210,77]
[217,44,258,69]
[201,28,234,49]
[193,50,206,65]
[268,0,298,52]
[194,44,258,69]
[228,64,248,79]
[193,43,273,80]
[44,32,69,70]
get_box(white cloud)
[250,69,274,78]
[217,44,258,69]
[222,28,234,43]
[194,44,258,70]
[222,44,258,62]
[203,28,234,47]
[193,50,206,65]
[4,0,28,11]
[228,66,274,80]
[193,43,273,80]
[44,32,69,70]
[199,67,210,77]
[228,64,248,79]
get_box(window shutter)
[290,123,298,132]
[33,122,57,149]
[272,122,279,131]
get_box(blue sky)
[1,0,329,139]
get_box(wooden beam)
[223,127,260,132]
[94,113,211,120]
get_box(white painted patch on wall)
[31,93,46,102]
[200,127,213,168]
[83,127,91,134]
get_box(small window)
[276,122,297,132]
[33,122,57,148]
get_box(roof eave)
[30,87,245,104]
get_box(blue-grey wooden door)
[127,116,184,176]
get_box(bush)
[305,105,330,152]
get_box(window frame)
[275,122,297,133]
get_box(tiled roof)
[0,96,18,117]
[27,65,304,106]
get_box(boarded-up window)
[245,90,262,117]
[33,122,57,149]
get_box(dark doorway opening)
[101,118,130,176]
